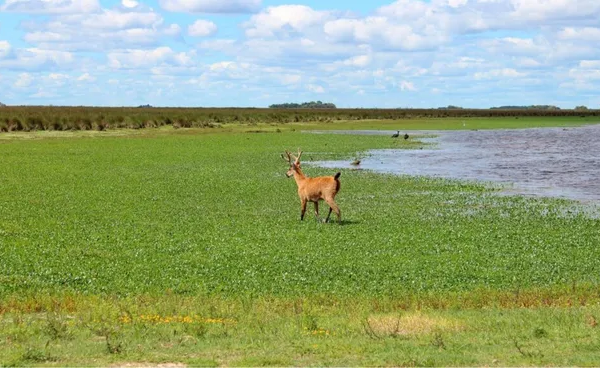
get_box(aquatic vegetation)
[0,129,598,298]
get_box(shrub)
[8,118,23,131]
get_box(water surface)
[312,124,600,203]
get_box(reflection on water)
[312,124,600,203]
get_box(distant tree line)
[437,105,464,110]
[269,101,337,109]
[490,105,561,110]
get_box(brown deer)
[282,149,342,224]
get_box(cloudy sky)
[0,0,599,108]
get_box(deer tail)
[334,172,341,179]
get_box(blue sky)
[1,0,599,108]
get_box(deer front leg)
[300,198,307,221]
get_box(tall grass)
[1,106,600,132]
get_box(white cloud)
[481,37,548,56]
[121,0,138,8]
[188,20,217,37]
[14,72,33,88]
[307,84,325,93]
[158,0,260,13]
[0,48,75,70]
[31,88,57,98]
[244,5,331,38]
[579,60,600,69]
[515,57,543,68]
[509,0,600,22]
[279,74,301,85]
[324,16,448,51]
[393,60,428,76]
[399,80,416,91]
[48,73,68,80]
[199,36,359,69]
[42,72,70,86]
[164,24,182,36]
[343,55,371,68]
[72,9,162,29]
[200,61,256,81]
[197,39,236,51]
[1,0,100,13]
[569,68,600,81]
[20,8,180,51]
[447,0,467,7]
[24,32,70,43]
[474,68,526,79]
[567,59,600,84]
[108,47,195,69]
[77,72,96,82]
[209,61,237,71]
[557,27,600,42]
[0,40,11,58]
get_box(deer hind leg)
[300,198,307,221]
[324,198,341,224]
[313,201,320,221]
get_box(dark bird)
[404,133,409,140]
[391,131,400,138]
[351,159,361,166]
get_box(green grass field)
[1,117,599,366]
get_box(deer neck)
[292,167,307,185]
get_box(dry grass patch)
[364,312,465,338]
[110,363,187,368]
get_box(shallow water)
[312,124,600,203]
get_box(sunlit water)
[311,124,600,204]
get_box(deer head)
[282,149,302,178]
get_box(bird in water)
[351,159,361,166]
[391,131,400,138]
[404,133,409,140]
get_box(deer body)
[283,150,342,224]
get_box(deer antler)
[282,149,303,164]
[282,150,293,164]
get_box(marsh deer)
[282,149,342,224]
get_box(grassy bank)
[1,116,598,142]
[2,295,600,366]
[1,120,599,365]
